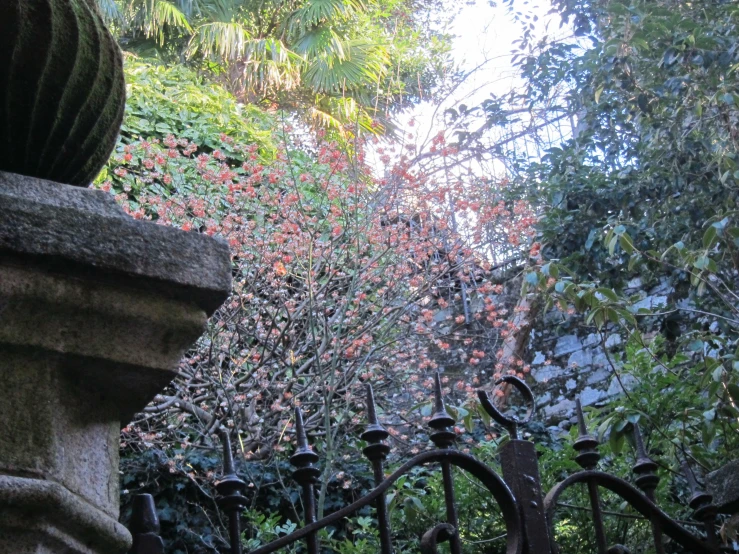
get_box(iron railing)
[128,374,722,554]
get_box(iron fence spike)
[633,423,649,461]
[433,372,445,414]
[130,494,161,535]
[125,389,722,554]
[295,406,309,451]
[366,383,379,425]
[221,429,236,476]
[576,398,588,437]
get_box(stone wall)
[527,276,677,431]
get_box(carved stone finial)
[0,0,126,186]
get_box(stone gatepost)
[0,2,232,552]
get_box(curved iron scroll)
[544,471,717,554]
[245,448,523,554]
[421,523,457,554]
[127,373,726,554]
[477,375,535,440]
[543,400,719,554]
[197,374,719,554]
[232,374,525,554]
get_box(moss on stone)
[0,0,125,187]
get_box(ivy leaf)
[610,429,625,454]
[594,86,604,103]
[619,233,634,254]
[727,384,739,405]
[703,225,717,249]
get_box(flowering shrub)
[104,124,537,547]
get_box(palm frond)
[187,21,252,60]
[96,0,124,24]
[196,0,239,24]
[291,27,345,59]
[308,105,347,134]
[240,38,304,93]
[129,0,192,44]
[303,39,388,94]
[308,95,384,134]
[286,0,364,36]
[189,27,303,93]
[174,0,200,19]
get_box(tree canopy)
[102,0,458,132]
[105,0,739,551]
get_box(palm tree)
[100,0,453,132]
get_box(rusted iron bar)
[631,424,665,554]
[682,461,719,550]
[244,449,522,554]
[574,399,608,554]
[545,471,717,553]
[126,376,721,554]
[291,407,320,554]
[483,376,552,554]
[362,384,393,554]
[216,431,248,554]
[428,372,462,554]
[421,523,456,554]
[128,494,164,554]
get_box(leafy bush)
[106,118,538,551]
[121,56,275,150]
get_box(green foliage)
[120,55,275,151]
[120,446,226,552]
[504,0,739,480]
[101,0,457,132]
[111,2,739,550]
[515,0,739,271]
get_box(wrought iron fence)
[127,374,722,554]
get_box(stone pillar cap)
[0,171,231,315]
[707,459,739,514]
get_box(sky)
[367,0,571,181]
[420,0,560,119]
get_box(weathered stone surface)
[631,295,668,313]
[0,174,232,553]
[532,364,573,383]
[554,334,583,357]
[585,367,610,386]
[0,0,126,186]
[536,392,552,407]
[568,348,593,369]
[0,475,130,553]
[605,333,622,349]
[607,374,639,396]
[649,277,674,296]
[0,171,231,315]
[544,398,577,419]
[579,386,608,406]
[591,350,609,368]
[706,460,739,513]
